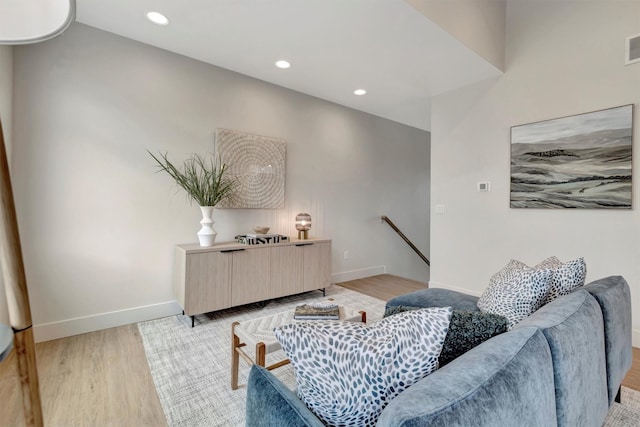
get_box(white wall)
[12,23,430,341]
[0,44,13,326]
[431,0,640,345]
[407,0,506,71]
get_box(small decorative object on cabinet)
[175,238,331,327]
[295,213,311,239]
[148,151,237,246]
[253,226,270,234]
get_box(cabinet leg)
[191,316,195,328]
[322,287,326,297]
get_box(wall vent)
[626,34,640,65]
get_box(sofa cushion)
[384,306,508,367]
[536,256,587,304]
[515,289,609,426]
[377,326,557,426]
[274,307,452,427]
[477,261,553,329]
[386,288,480,312]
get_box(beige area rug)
[605,387,640,426]
[138,286,386,427]
[138,287,640,426]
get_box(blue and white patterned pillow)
[477,261,553,329]
[274,307,453,427]
[535,257,587,304]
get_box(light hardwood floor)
[0,274,638,426]
[0,323,166,427]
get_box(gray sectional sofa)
[245,276,632,426]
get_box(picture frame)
[215,128,286,209]
[510,104,633,209]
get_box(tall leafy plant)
[148,151,237,207]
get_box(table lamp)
[295,213,311,239]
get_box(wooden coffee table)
[231,306,366,389]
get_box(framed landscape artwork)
[510,104,633,209]
[215,128,286,209]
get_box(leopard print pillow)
[477,262,553,329]
[536,256,587,304]
[274,307,453,427]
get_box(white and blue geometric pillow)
[274,307,453,427]
[477,261,553,329]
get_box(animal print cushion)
[274,307,453,427]
[477,261,553,329]
[535,257,586,304]
[384,306,508,367]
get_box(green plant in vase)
[149,151,237,246]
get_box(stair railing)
[381,216,430,267]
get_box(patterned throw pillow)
[535,256,587,304]
[383,306,508,366]
[274,307,453,427]
[477,262,553,329]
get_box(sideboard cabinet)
[175,238,331,325]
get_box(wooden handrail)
[381,216,430,267]
[0,118,44,426]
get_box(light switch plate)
[477,181,491,192]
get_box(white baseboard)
[428,280,482,297]
[633,329,640,349]
[332,266,386,284]
[33,301,182,343]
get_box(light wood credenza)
[175,238,331,326]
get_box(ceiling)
[72,0,501,131]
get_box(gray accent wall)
[12,23,430,341]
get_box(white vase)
[197,206,217,246]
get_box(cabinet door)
[270,245,304,299]
[184,251,231,315]
[302,242,331,292]
[231,248,272,306]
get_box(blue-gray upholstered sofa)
[245,276,632,426]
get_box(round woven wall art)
[215,129,286,209]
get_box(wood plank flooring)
[623,347,640,391]
[0,273,638,426]
[337,273,427,301]
[0,323,166,427]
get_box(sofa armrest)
[583,276,633,405]
[386,288,480,312]
[246,365,325,427]
[377,327,556,426]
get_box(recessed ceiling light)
[275,60,291,69]
[146,11,169,25]
[354,89,367,96]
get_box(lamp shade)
[295,213,311,231]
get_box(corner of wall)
[332,266,386,284]
[406,0,506,71]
